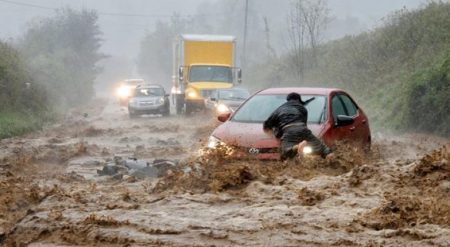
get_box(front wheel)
[162,108,170,117]
[185,102,194,116]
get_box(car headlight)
[171,86,182,94]
[117,86,131,98]
[303,146,313,155]
[216,104,230,114]
[208,136,221,149]
[159,98,165,104]
[187,91,197,98]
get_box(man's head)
[286,92,302,103]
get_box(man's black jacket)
[263,100,308,138]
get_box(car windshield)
[218,89,250,100]
[134,87,164,97]
[189,66,233,83]
[232,94,326,124]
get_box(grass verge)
[0,111,55,139]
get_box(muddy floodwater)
[0,98,449,246]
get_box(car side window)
[339,94,358,116]
[332,95,347,121]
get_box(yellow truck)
[172,34,242,115]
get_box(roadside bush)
[403,51,450,136]
[0,41,53,139]
[0,112,53,139]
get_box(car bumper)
[235,150,280,160]
[119,97,131,106]
[214,146,280,160]
[129,105,168,114]
[186,99,206,109]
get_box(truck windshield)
[189,66,233,83]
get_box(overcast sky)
[0,0,432,57]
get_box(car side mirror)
[178,67,184,82]
[217,112,231,122]
[210,97,217,102]
[335,115,354,127]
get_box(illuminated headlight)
[208,136,221,149]
[187,91,197,98]
[117,86,131,98]
[216,104,230,114]
[303,146,313,155]
[171,87,182,94]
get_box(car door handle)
[362,119,367,124]
[350,126,356,131]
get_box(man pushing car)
[263,92,334,160]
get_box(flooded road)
[0,98,449,246]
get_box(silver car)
[205,87,250,115]
[128,84,170,118]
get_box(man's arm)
[263,109,278,131]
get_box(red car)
[208,87,371,159]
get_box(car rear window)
[232,94,326,124]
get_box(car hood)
[212,121,324,149]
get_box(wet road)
[0,98,449,246]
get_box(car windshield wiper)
[303,97,315,105]
[317,103,326,124]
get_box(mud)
[0,98,449,246]
[360,144,450,231]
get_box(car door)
[339,93,369,144]
[330,94,352,142]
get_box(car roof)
[257,87,342,95]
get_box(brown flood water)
[0,98,449,247]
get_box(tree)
[137,14,193,88]
[20,8,104,108]
[286,0,329,80]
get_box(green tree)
[0,41,51,139]
[20,8,104,108]
[0,41,48,112]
